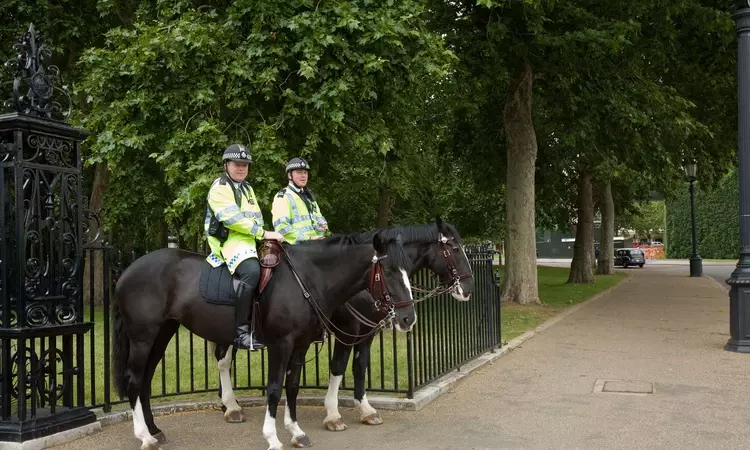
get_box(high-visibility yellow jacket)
[204,176,265,273]
[271,183,329,244]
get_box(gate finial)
[3,23,72,121]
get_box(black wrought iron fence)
[80,245,501,412]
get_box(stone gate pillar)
[0,24,96,442]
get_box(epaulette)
[276,187,287,199]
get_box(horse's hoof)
[361,413,383,425]
[224,409,245,423]
[269,447,285,450]
[152,431,168,444]
[291,434,312,448]
[324,418,347,431]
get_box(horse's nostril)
[403,317,412,325]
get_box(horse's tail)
[111,298,130,399]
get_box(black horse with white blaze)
[322,218,474,430]
[112,231,416,450]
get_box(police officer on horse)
[271,157,330,342]
[205,144,284,351]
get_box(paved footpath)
[53,269,750,450]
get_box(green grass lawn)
[25,310,412,409]
[499,265,628,342]
[20,266,625,410]
[657,258,735,263]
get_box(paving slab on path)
[51,270,750,450]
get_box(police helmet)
[222,144,253,164]
[285,157,311,173]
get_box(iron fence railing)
[80,245,501,411]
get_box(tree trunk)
[88,162,109,215]
[500,61,539,305]
[568,170,595,284]
[83,162,110,306]
[160,218,169,248]
[376,187,394,229]
[596,179,615,275]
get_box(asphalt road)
[536,258,734,291]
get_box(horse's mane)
[318,222,462,247]
[290,223,469,274]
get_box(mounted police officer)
[205,144,284,351]
[271,156,330,342]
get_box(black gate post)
[0,24,96,441]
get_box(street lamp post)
[726,1,750,353]
[684,160,702,277]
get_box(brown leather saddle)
[258,239,283,293]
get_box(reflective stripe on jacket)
[271,183,328,245]
[204,176,265,273]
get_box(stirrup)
[235,329,265,351]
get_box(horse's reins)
[279,245,402,348]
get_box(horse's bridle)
[282,246,406,346]
[367,254,414,313]
[411,234,474,300]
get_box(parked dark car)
[614,248,645,268]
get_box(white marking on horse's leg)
[262,405,283,450]
[218,345,242,414]
[284,402,306,439]
[133,397,158,448]
[323,374,343,423]
[355,394,378,420]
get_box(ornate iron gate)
[0,24,96,442]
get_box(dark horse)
[112,231,416,450]
[215,218,474,430]
[322,218,474,430]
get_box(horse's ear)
[373,232,385,254]
[396,232,403,246]
[436,215,446,234]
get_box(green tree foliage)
[618,201,666,241]
[0,0,113,76]
[76,1,453,248]
[666,170,738,259]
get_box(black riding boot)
[234,282,264,351]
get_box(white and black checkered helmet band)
[285,158,310,172]
[222,144,253,163]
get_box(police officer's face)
[289,169,308,187]
[226,161,249,182]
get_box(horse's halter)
[411,234,474,300]
[367,253,414,313]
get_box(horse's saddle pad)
[199,240,283,306]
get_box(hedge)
[665,169,738,259]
